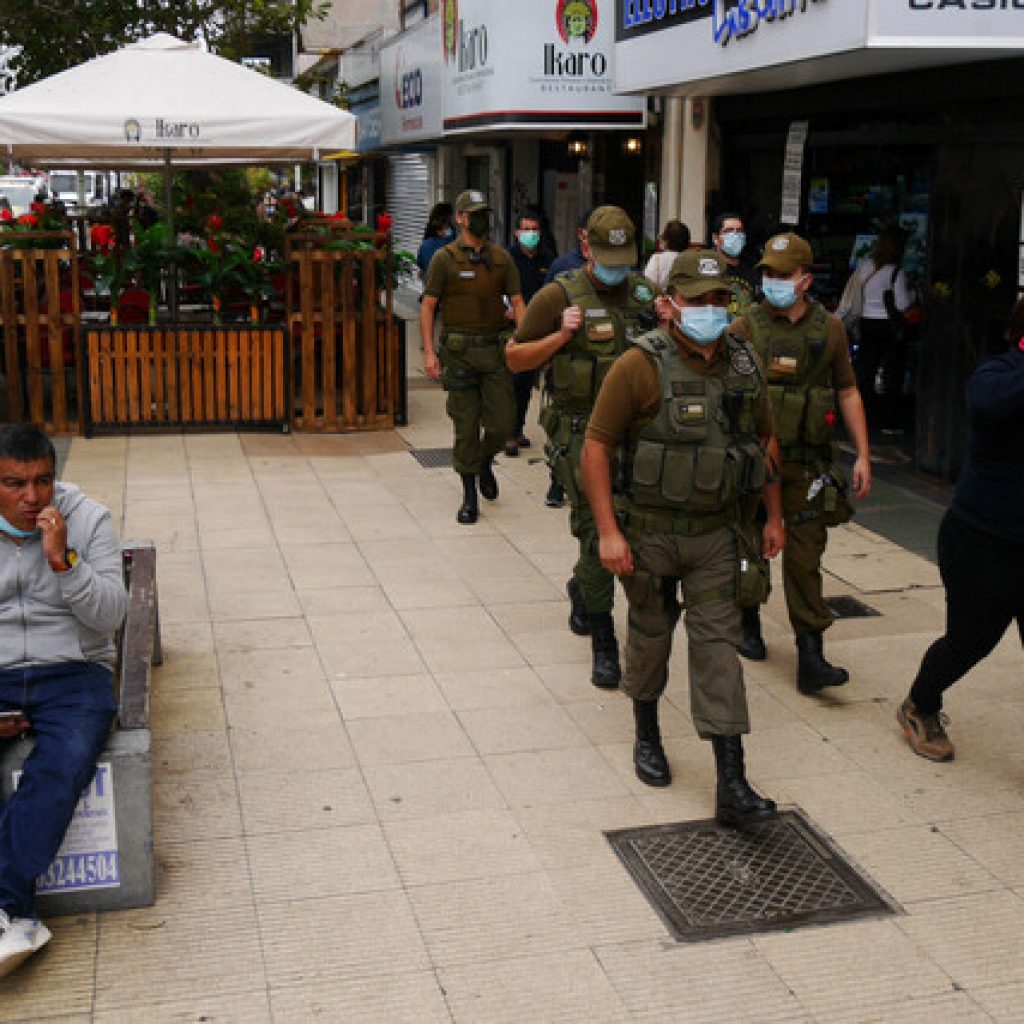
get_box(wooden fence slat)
[361,251,379,425]
[166,330,179,422]
[150,329,164,422]
[321,260,337,428]
[22,254,46,425]
[299,255,316,427]
[190,330,203,424]
[215,330,227,420]
[262,323,273,422]
[203,330,216,422]
[138,329,153,422]
[0,251,22,422]
[115,331,129,424]
[43,252,68,431]
[228,331,239,421]
[101,330,114,423]
[127,328,140,421]
[272,329,284,421]
[240,327,252,420]
[341,254,358,428]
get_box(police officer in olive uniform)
[581,250,785,826]
[730,232,872,693]
[506,207,657,689]
[711,212,758,321]
[421,190,525,524]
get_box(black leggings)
[910,511,1024,715]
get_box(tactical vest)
[747,301,838,460]
[726,270,756,321]
[622,329,767,518]
[439,241,512,335]
[547,269,655,414]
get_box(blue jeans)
[0,663,116,918]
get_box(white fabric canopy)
[0,33,356,166]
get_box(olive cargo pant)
[618,526,750,738]
[549,430,614,616]
[441,336,514,476]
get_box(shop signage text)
[397,68,423,109]
[617,0,826,44]
[907,1,1024,8]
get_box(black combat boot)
[589,613,621,689]
[478,457,499,501]
[566,577,590,636]
[633,699,671,787]
[711,735,777,828]
[456,474,478,525]
[796,632,849,694]
[738,606,766,661]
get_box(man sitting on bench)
[0,424,127,976]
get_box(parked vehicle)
[46,169,114,210]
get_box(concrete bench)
[0,542,161,915]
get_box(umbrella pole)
[164,150,178,321]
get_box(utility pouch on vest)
[821,463,854,527]
[733,523,771,609]
[444,332,469,355]
[538,404,561,441]
[692,447,727,508]
[805,387,837,446]
[728,442,767,495]
[661,448,694,505]
[768,385,806,445]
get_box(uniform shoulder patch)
[727,338,757,376]
[632,281,653,304]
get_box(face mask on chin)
[0,514,39,539]
[592,262,630,287]
[671,299,729,346]
[762,276,802,309]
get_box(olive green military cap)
[667,249,731,298]
[455,189,489,213]
[757,232,814,275]
[586,205,637,267]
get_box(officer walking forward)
[421,190,525,524]
[730,232,872,692]
[581,251,785,827]
[506,207,657,689]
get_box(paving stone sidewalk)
[3,381,1023,1023]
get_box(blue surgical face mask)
[762,277,799,309]
[672,300,729,345]
[592,262,630,287]
[0,513,39,539]
[721,231,746,258]
[518,230,540,250]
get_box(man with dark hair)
[711,211,758,319]
[0,424,126,975]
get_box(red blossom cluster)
[205,213,223,233]
[0,208,12,223]
[89,223,115,253]
[18,213,38,227]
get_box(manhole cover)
[606,810,897,943]
[409,447,453,469]
[825,595,881,619]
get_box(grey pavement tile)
[93,990,272,1023]
[211,616,313,652]
[151,836,254,912]
[364,757,508,821]
[401,606,527,673]
[280,540,376,589]
[384,807,542,887]
[332,672,449,719]
[237,768,375,835]
[152,729,233,777]
[973,981,1024,1023]
[440,950,631,1024]
[154,774,243,843]
[595,939,809,1024]
[268,972,452,1024]
[408,871,587,968]
[486,747,632,808]
[246,824,400,902]
[258,890,431,988]
[431,666,554,710]
[941,812,1024,888]
[216,645,329,695]
[228,721,356,774]
[347,710,476,765]
[458,703,591,754]
[896,891,1024,990]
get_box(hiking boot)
[897,698,954,762]
[456,474,478,525]
[633,699,671,787]
[711,735,777,828]
[478,458,499,501]
[0,911,51,978]
[589,612,621,689]
[738,606,766,661]
[566,577,590,636]
[796,632,849,694]
[544,480,566,508]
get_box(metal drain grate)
[825,595,881,619]
[607,810,897,943]
[409,447,454,469]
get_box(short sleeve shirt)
[730,302,857,392]
[586,328,775,448]
[422,242,522,301]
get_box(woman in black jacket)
[897,299,1024,761]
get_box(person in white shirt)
[643,220,690,290]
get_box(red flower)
[0,208,12,222]
[18,213,38,227]
[253,246,265,264]
[283,202,298,218]
[31,201,47,215]
[207,237,221,255]
[376,212,393,233]
[90,223,115,253]
[205,213,223,232]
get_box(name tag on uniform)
[584,308,607,318]
[587,322,615,342]
[459,270,476,279]
[675,401,706,422]
[770,355,799,375]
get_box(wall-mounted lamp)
[567,135,589,158]
[622,135,643,155]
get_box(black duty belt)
[780,442,832,465]
[622,506,737,537]
[443,331,505,346]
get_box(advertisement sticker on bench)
[13,762,120,893]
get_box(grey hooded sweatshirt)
[0,482,127,672]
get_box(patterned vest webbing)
[747,301,838,461]
[547,269,655,415]
[622,329,767,518]
[439,241,511,335]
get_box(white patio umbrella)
[0,33,356,168]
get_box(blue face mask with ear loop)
[0,514,39,539]
[671,299,729,346]
[721,231,746,258]
[592,262,630,287]
[762,277,800,309]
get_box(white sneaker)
[0,909,52,977]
